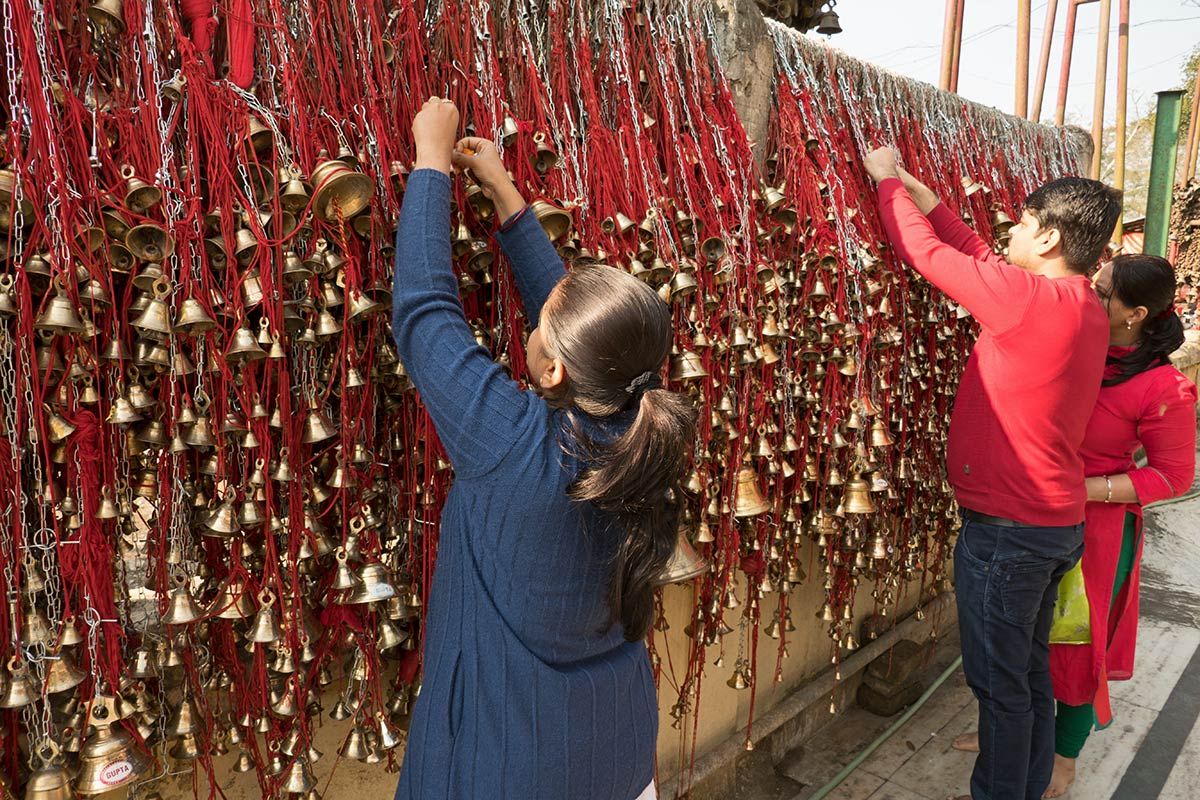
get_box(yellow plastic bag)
[1049,560,1091,645]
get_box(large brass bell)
[43,649,87,694]
[310,158,374,221]
[733,466,770,518]
[345,562,397,604]
[655,528,708,585]
[74,720,150,794]
[531,200,572,242]
[22,744,72,800]
[211,576,255,619]
[669,350,708,382]
[842,473,877,515]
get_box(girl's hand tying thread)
[412,97,460,175]
[453,137,527,220]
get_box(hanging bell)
[655,528,708,585]
[301,402,336,444]
[202,494,240,537]
[870,536,889,560]
[249,591,281,644]
[870,419,895,448]
[23,756,73,800]
[169,734,202,761]
[346,562,397,604]
[35,286,85,335]
[0,659,35,708]
[74,723,149,794]
[43,649,87,694]
[125,223,173,262]
[726,666,749,691]
[338,727,372,761]
[86,0,124,32]
[165,695,201,738]
[212,576,255,620]
[842,474,877,515]
[283,758,317,794]
[310,158,374,221]
[733,466,770,518]
[669,350,708,381]
[500,116,520,146]
[531,200,572,242]
[815,10,842,34]
[162,579,204,626]
[120,165,161,212]
[225,324,267,364]
[531,132,559,174]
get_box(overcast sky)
[806,0,1200,124]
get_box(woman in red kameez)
[956,254,1198,799]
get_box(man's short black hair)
[1022,177,1123,272]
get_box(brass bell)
[310,158,374,221]
[175,297,217,334]
[655,528,708,585]
[669,270,699,299]
[162,72,187,103]
[23,756,73,800]
[991,208,1016,234]
[347,291,384,323]
[169,734,202,761]
[35,286,85,335]
[531,200,572,242]
[842,474,877,515]
[283,757,317,794]
[733,466,770,518]
[0,658,35,708]
[248,590,281,644]
[131,279,173,336]
[762,185,786,213]
[165,695,201,737]
[74,722,149,794]
[162,579,204,626]
[203,494,240,537]
[247,115,274,153]
[225,324,267,363]
[120,165,162,212]
[301,402,336,444]
[726,666,749,691]
[130,648,157,679]
[870,419,894,448]
[870,536,889,560]
[211,576,254,619]
[125,223,173,262]
[346,562,397,604]
[531,132,559,174]
[86,0,125,32]
[669,350,708,382]
[234,227,260,265]
[43,649,87,694]
[338,727,372,761]
[500,115,520,146]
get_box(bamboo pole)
[1031,0,1059,122]
[939,0,959,91]
[950,0,966,93]
[1054,1,1082,126]
[1090,0,1112,179]
[1182,68,1200,183]
[1112,0,1129,242]
[1017,0,1032,118]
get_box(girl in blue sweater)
[390,97,695,800]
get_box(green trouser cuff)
[1055,701,1095,758]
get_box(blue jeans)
[954,515,1084,800]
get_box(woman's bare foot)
[952,731,980,752]
[1042,754,1077,798]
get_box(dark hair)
[1023,177,1123,272]
[542,265,697,641]
[1103,254,1185,386]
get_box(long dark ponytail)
[541,265,697,641]
[1104,254,1185,386]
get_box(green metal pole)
[1143,90,1184,258]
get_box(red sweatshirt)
[876,178,1110,526]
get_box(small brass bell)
[165,695,201,737]
[125,223,173,262]
[669,350,708,381]
[500,116,520,146]
[339,727,372,761]
[726,666,749,691]
[0,658,36,708]
[346,562,397,604]
[233,750,255,773]
[43,649,87,694]
[225,324,267,363]
[248,590,281,644]
[531,132,559,174]
[733,466,770,518]
[301,402,336,444]
[283,758,317,794]
[121,165,162,212]
[162,579,204,626]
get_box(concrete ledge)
[661,592,957,799]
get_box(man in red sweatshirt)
[864,147,1120,800]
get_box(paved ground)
[741,485,1200,800]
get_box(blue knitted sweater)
[390,170,657,800]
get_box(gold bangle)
[1104,475,1113,503]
